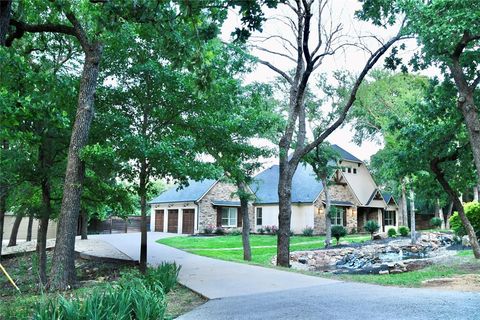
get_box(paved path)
[1,238,131,262]
[92,232,480,319]
[90,232,337,299]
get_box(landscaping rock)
[287,232,455,275]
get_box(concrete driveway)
[90,232,337,299]
[92,232,480,320]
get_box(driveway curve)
[92,232,480,320]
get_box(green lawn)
[158,234,370,265]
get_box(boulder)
[462,235,471,247]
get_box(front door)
[182,209,195,234]
[155,209,164,232]
[167,209,178,233]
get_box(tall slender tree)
[250,0,404,266]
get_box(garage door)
[155,210,164,232]
[167,209,178,233]
[182,209,195,234]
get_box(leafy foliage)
[387,228,397,237]
[430,217,443,229]
[364,220,380,239]
[398,226,409,237]
[302,227,314,237]
[331,225,347,245]
[449,202,480,237]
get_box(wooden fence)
[88,216,151,234]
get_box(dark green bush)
[302,227,314,237]
[387,228,397,238]
[449,202,480,237]
[398,226,409,237]
[258,227,265,234]
[364,220,380,239]
[331,225,347,245]
[430,217,443,229]
[214,227,225,235]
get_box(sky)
[220,0,418,162]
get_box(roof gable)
[251,163,324,204]
[332,144,362,163]
[148,179,217,204]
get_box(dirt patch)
[422,274,480,292]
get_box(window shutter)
[343,209,347,227]
[393,211,396,226]
[217,207,222,227]
[237,208,242,227]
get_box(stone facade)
[197,181,254,232]
[313,183,358,234]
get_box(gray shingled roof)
[149,145,362,205]
[332,144,362,163]
[148,179,216,204]
[251,163,324,204]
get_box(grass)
[158,233,480,289]
[158,234,370,265]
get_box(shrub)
[387,228,397,238]
[430,217,443,229]
[203,225,214,234]
[144,262,181,294]
[257,227,265,234]
[350,227,357,235]
[364,220,380,239]
[302,226,314,237]
[450,202,480,237]
[271,225,278,234]
[398,226,409,237]
[264,225,271,233]
[229,228,242,236]
[34,275,167,320]
[331,225,347,245]
[214,227,225,235]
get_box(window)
[256,208,263,226]
[385,210,396,226]
[331,207,344,226]
[353,168,357,174]
[221,207,237,227]
[347,168,351,173]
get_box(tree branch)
[257,59,293,84]
[6,19,75,47]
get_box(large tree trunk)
[401,180,408,227]
[26,214,33,242]
[321,178,332,247]
[431,157,480,258]
[238,182,251,261]
[80,209,88,240]
[409,189,416,244]
[7,214,22,247]
[0,0,12,46]
[277,158,295,267]
[139,158,148,274]
[49,43,103,291]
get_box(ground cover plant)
[158,234,370,265]
[0,253,203,319]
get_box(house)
[149,145,399,235]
